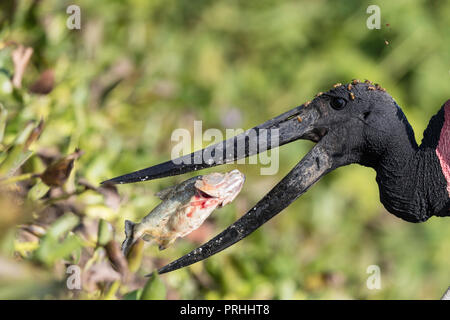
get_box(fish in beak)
[102,81,398,274]
[121,170,245,256]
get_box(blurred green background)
[0,0,449,299]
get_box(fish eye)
[330,97,347,110]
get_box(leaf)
[126,238,144,273]
[0,121,35,177]
[140,272,166,300]
[27,180,50,201]
[105,240,128,277]
[0,146,33,177]
[123,289,142,300]
[0,103,7,144]
[13,121,35,145]
[33,214,80,267]
[0,120,44,178]
[29,69,54,95]
[40,149,84,187]
[46,213,79,239]
[35,233,82,266]
[97,219,113,247]
[24,118,44,149]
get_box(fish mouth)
[195,189,215,199]
[194,170,245,199]
[102,100,335,275]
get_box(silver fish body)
[122,169,245,255]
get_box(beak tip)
[100,178,118,186]
[144,267,169,277]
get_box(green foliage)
[97,219,113,247]
[140,272,167,300]
[0,0,449,299]
[34,214,81,266]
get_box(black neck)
[374,108,449,222]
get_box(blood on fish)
[186,206,194,217]
[188,193,221,215]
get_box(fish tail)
[121,220,136,256]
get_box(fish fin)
[158,238,176,251]
[121,220,136,256]
[155,185,176,200]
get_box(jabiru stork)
[102,80,450,276]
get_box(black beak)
[102,102,334,275]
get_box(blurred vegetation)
[0,0,449,299]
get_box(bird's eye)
[330,97,347,110]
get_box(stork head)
[301,81,416,169]
[103,80,419,274]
